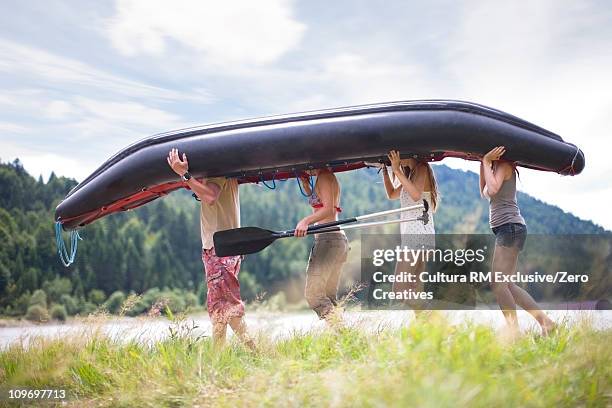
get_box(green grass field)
[1,314,610,407]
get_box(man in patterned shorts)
[167,148,255,349]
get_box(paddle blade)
[213,227,279,257]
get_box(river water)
[1,309,610,350]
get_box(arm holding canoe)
[186,178,221,205]
[481,146,510,197]
[479,162,487,197]
[300,174,313,196]
[166,148,221,204]
[382,166,401,200]
[388,150,426,202]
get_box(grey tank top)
[489,169,525,228]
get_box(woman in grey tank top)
[480,146,555,335]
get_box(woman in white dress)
[382,150,439,311]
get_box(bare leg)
[507,284,556,333]
[229,316,256,351]
[212,322,227,349]
[490,245,519,330]
[501,246,554,331]
[491,245,556,334]
[411,258,428,315]
[393,258,426,314]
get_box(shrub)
[184,292,199,309]
[105,291,126,314]
[50,304,67,321]
[0,263,9,296]
[266,292,287,312]
[122,289,158,317]
[164,290,186,314]
[119,288,202,316]
[59,294,79,315]
[29,289,47,309]
[79,301,97,316]
[138,288,161,314]
[42,276,72,303]
[120,293,143,316]
[239,270,262,302]
[9,291,31,316]
[88,289,106,306]
[25,305,49,322]
[197,283,207,306]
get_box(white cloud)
[0,121,29,134]
[1,140,91,181]
[0,38,212,103]
[0,89,186,140]
[21,153,87,182]
[44,100,75,120]
[436,0,612,229]
[208,53,438,115]
[1,93,189,182]
[61,97,189,148]
[106,0,306,65]
[0,38,198,179]
[319,53,435,105]
[71,97,181,128]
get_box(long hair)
[401,162,439,211]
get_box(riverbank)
[1,313,610,407]
[2,309,611,350]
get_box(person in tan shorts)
[294,168,349,320]
[167,148,255,349]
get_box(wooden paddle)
[213,200,429,256]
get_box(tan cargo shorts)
[305,231,349,319]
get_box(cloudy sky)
[1,0,611,228]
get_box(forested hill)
[0,159,605,316]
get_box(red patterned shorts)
[202,247,245,324]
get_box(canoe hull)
[55,100,585,230]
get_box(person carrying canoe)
[382,150,439,312]
[480,146,556,335]
[166,148,255,349]
[295,167,349,321]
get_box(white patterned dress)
[399,188,435,249]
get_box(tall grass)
[1,315,610,407]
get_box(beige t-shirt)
[200,177,240,250]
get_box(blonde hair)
[401,162,439,211]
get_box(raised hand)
[483,146,506,164]
[388,150,402,172]
[166,148,189,176]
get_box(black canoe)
[55,100,585,230]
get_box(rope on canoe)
[259,172,277,189]
[559,143,581,176]
[295,169,314,197]
[55,221,81,267]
